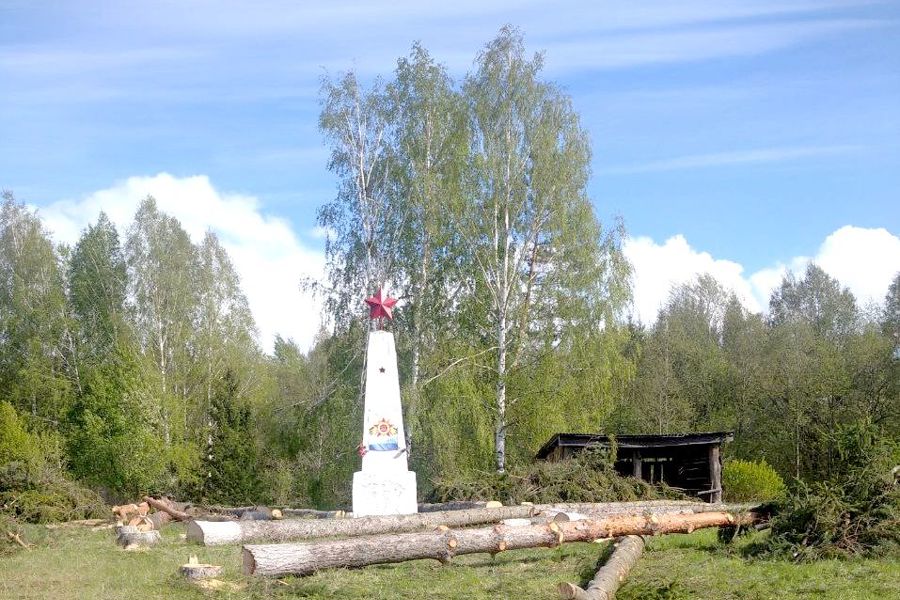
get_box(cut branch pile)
[242,508,758,576]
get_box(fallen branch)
[243,509,758,576]
[143,496,191,521]
[6,531,30,550]
[558,535,645,600]
[189,505,537,546]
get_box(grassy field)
[1,524,897,600]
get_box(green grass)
[1,525,897,600]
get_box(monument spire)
[352,288,418,516]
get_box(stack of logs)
[112,498,761,595]
[182,500,759,578]
[112,496,284,550]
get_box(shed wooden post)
[708,445,722,503]
[632,450,642,479]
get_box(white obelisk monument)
[352,289,418,517]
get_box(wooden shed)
[535,431,734,502]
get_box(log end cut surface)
[180,564,224,580]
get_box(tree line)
[1,28,897,509]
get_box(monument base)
[352,470,418,517]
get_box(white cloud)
[625,226,900,322]
[624,234,761,322]
[38,173,324,352]
[816,226,900,305]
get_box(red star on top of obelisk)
[365,288,398,323]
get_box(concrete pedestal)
[352,470,418,517]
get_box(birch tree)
[125,197,197,443]
[68,212,128,361]
[389,43,466,390]
[317,72,401,329]
[0,192,73,423]
[459,27,616,471]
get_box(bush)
[66,356,169,498]
[754,423,900,560]
[430,447,685,504]
[0,402,106,523]
[723,459,786,503]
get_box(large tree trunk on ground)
[202,506,282,520]
[189,505,537,546]
[194,501,755,546]
[280,509,349,519]
[417,501,491,513]
[534,500,735,514]
[558,535,645,600]
[243,509,758,576]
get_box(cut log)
[243,509,758,576]
[115,525,161,549]
[180,555,224,580]
[204,505,282,520]
[189,505,537,546]
[417,501,488,513]
[143,496,191,521]
[557,535,645,600]
[126,515,155,532]
[147,511,173,530]
[280,508,349,519]
[194,501,755,546]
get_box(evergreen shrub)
[754,423,899,560]
[722,459,786,503]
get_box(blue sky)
[2,1,899,348]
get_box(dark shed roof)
[535,431,734,460]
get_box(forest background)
[1,29,897,512]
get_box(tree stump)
[180,555,224,580]
[115,525,161,549]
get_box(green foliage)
[196,370,265,504]
[722,459,786,503]
[0,401,45,473]
[0,193,73,422]
[757,423,900,560]
[0,402,105,523]
[430,448,685,504]
[67,355,168,498]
